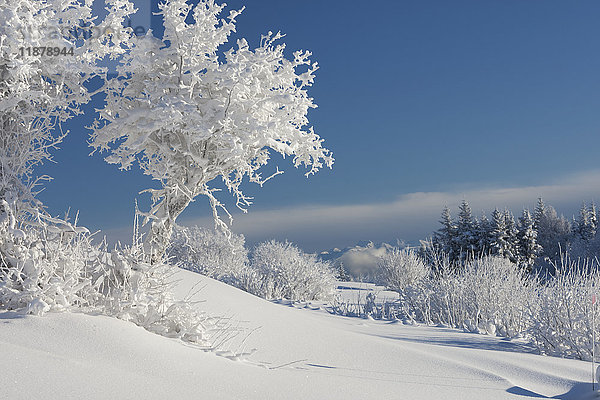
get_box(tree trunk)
[144,193,192,265]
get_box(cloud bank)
[105,170,600,253]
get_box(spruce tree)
[489,208,509,259]
[433,206,458,261]
[575,202,595,243]
[476,213,492,256]
[588,203,600,258]
[537,205,571,261]
[534,197,545,231]
[590,203,598,238]
[456,200,477,259]
[517,209,541,272]
[504,209,519,263]
[336,262,350,281]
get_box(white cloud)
[106,170,600,252]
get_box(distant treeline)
[426,198,598,270]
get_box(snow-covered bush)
[377,247,429,292]
[0,206,101,314]
[244,240,336,301]
[402,256,536,337]
[455,257,534,337]
[101,236,223,346]
[331,246,600,359]
[0,207,224,348]
[531,256,600,360]
[167,225,248,285]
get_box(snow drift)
[0,268,595,400]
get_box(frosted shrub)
[531,256,600,360]
[459,257,534,337]
[0,202,101,313]
[378,247,429,292]
[246,240,336,301]
[101,240,222,347]
[167,225,248,285]
[0,208,223,349]
[405,256,536,337]
[376,247,429,322]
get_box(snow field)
[7,269,590,399]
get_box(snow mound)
[0,269,594,399]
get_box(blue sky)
[39,0,600,251]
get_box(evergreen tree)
[575,202,595,243]
[489,208,510,258]
[476,213,492,255]
[588,203,600,258]
[590,203,598,238]
[558,214,572,245]
[336,262,350,281]
[571,202,598,258]
[517,209,541,272]
[456,200,477,258]
[504,210,519,263]
[537,205,571,261]
[433,206,458,261]
[427,197,595,264]
[534,197,545,231]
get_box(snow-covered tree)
[517,209,541,272]
[90,0,333,263]
[587,203,600,257]
[575,203,595,243]
[0,2,232,347]
[0,0,133,219]
[489,208,510,259]
[571,203,599,259]
[335,261,350,281]
[456,200,477,258]
[432,206,457,260]
[504,209,519,263]
[475,213,492,255]
[590,203,598,237]
[536,204,571,261]
[377,247,429,293]
[533,197,545,231]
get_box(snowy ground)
[0,269,597,399]
[334,281,400,303]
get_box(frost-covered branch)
[90,0,333,263]
[0,0,134,218]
